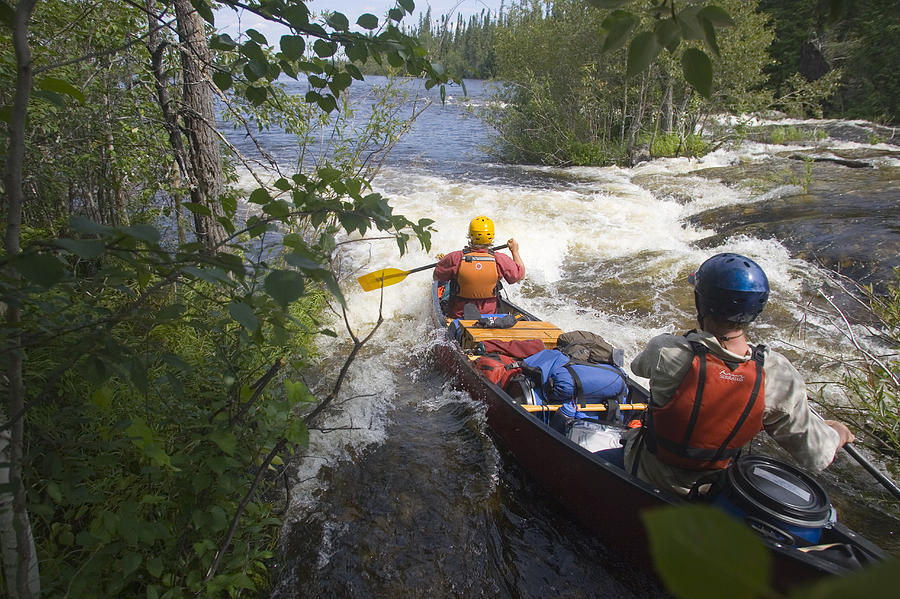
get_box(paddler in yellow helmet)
[434,216,525,318]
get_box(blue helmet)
[688,253,770,323]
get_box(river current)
[222,77,900,597]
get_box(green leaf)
[209,33,237,51]
[700,16,720,57]
[682,47,713,98]
[212,70,232,91]
[32,90,64,107]
[264,270,305,307]
[313,39,336,58]
[182,202,212,216]
[284,419,309,446]
[229,301,258,333]
[330,72,352,95]
[317,166,342,183]
[274,178,292,192]
[146,556,163,579]
[15,252,67,288]
[119,224,160,243]
[249,187,272,205]
[283,251,320,270]
[46,481,63,503]
[698,5,734,27]
[284,379,315,403]
[357,13,378,30]
[345,63,364,81]
[316,94,337,113]
[119,551,142,578]
[626,31,660,77]
[182,266,229,284]
[157,303,186,321]
[388,8,403,22]
[398,0,415,13]
[246,28,267,45]
[246,85,268,106]
[69,216,115,236]
[161,353,191,372]
[601,11,638,53]
[326,12,349,31]
[191,0,214,25]
[208,430,237,456]
[642,505,771,599]
[0,0,13,29]
[676,6,704,41]
[217,215,236,235]
[262,199,291,219]
[309,268,345,306]
[280,35,305,61]
[243,59,268,82]
[655,18,681,52]
[793,556,900,599]
[283,4,310,28]
[38,77,85,103]
[55,238,105,259]
[346,42,368,63]
[240,40,264,61]
[387,51,404,68]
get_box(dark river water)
[222,77,900,597]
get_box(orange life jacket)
[454,249,499,299]
[646,341,766,470]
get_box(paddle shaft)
[809,405,900,500]
[414,243,509,275]
[843,443,900,501]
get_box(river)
[223,76,900,597]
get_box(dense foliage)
[1,0,450,596]
[404,6,501,79]
[759,0,899,123]
[484,0,776,166]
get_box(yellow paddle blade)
[357,268,410,292]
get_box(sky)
[216,1,505,41]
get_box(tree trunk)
[676,85,693,137]
[172,0,227,250]
[662,77,674,134]
[626,71,651,160]
[103,90,129,227]
[147,0,190,247]
[1,0,42,596]
[0,410,39,599]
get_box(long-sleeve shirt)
[433,248,524,317]
[623,329,840,495]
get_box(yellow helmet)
[468,216,494,245]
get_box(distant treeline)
[389,0,896,125]
[403,5,502,79]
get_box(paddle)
[843,443,900,501]
[810,406,900,500]
[357,243,509,292]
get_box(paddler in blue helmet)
[434,216,525,318]
[622,253,854,496]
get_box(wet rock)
[789,153,873,168]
